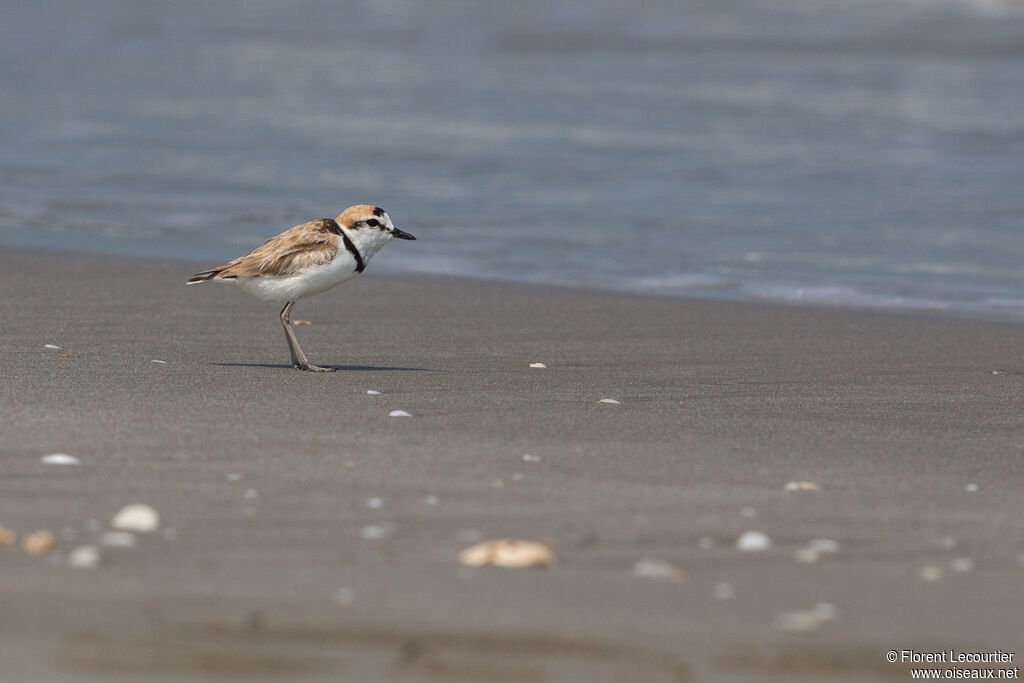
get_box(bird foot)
[293,362,336,372]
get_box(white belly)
[231,254,360,302]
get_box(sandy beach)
[2,246,1023,682]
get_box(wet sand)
[1,246,1022,682]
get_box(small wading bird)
[186,205,415,371]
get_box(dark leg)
[279,301,335,372]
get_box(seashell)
[111,504,160,532]
[458,539,555,568]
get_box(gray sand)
[2,247,1022,682]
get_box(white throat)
[341,225,393,264]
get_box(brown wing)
[209,218,341,279]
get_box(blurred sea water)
[2,0,1024,321]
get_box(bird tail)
[186,268,222,285]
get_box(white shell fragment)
[68,545,100,569]
[40,453,80,466]
[522,454,542,462]
[99,531,136,548]
[529,362,546,368]
[736,530,772,552]
[44,344,63,350]
[367,390,382,395]
[389,410,413,417]
[598,398,621,404]
[458,539,555,569]
[151,359,167,364]
[965,483,979,492]
[793,538,840,563]
[784,481,820,491]
[632,559,688,582]
[111,504,160,533]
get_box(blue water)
[3,0,1024,321]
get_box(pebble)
[784,481,820,491]
[389,410,413,417]
[598,398,621,404]
[0,524,17,546]
[21,531,55,556]
[44,344,63,350]
[632,558,688,583]
[522,454,542,462]
[68,545,100,569]
[950,557,975,573]
[99,531,136,548]
[40,453,81,466]
[151,359,167,364]
[366,390,382,395]
[965,483,979,492]
[713,582,735,600]
[366,497,384,509]
[333,587,355,606]
[919,565,943,582]
[458,539,555,568]
[529,363,546,368]
[360,523,395,540]
[111,504,160,532]
[736,530,771,552]
[423,495,439,505]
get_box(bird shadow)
[212,362,430,372]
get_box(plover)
[186,205,415,372]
